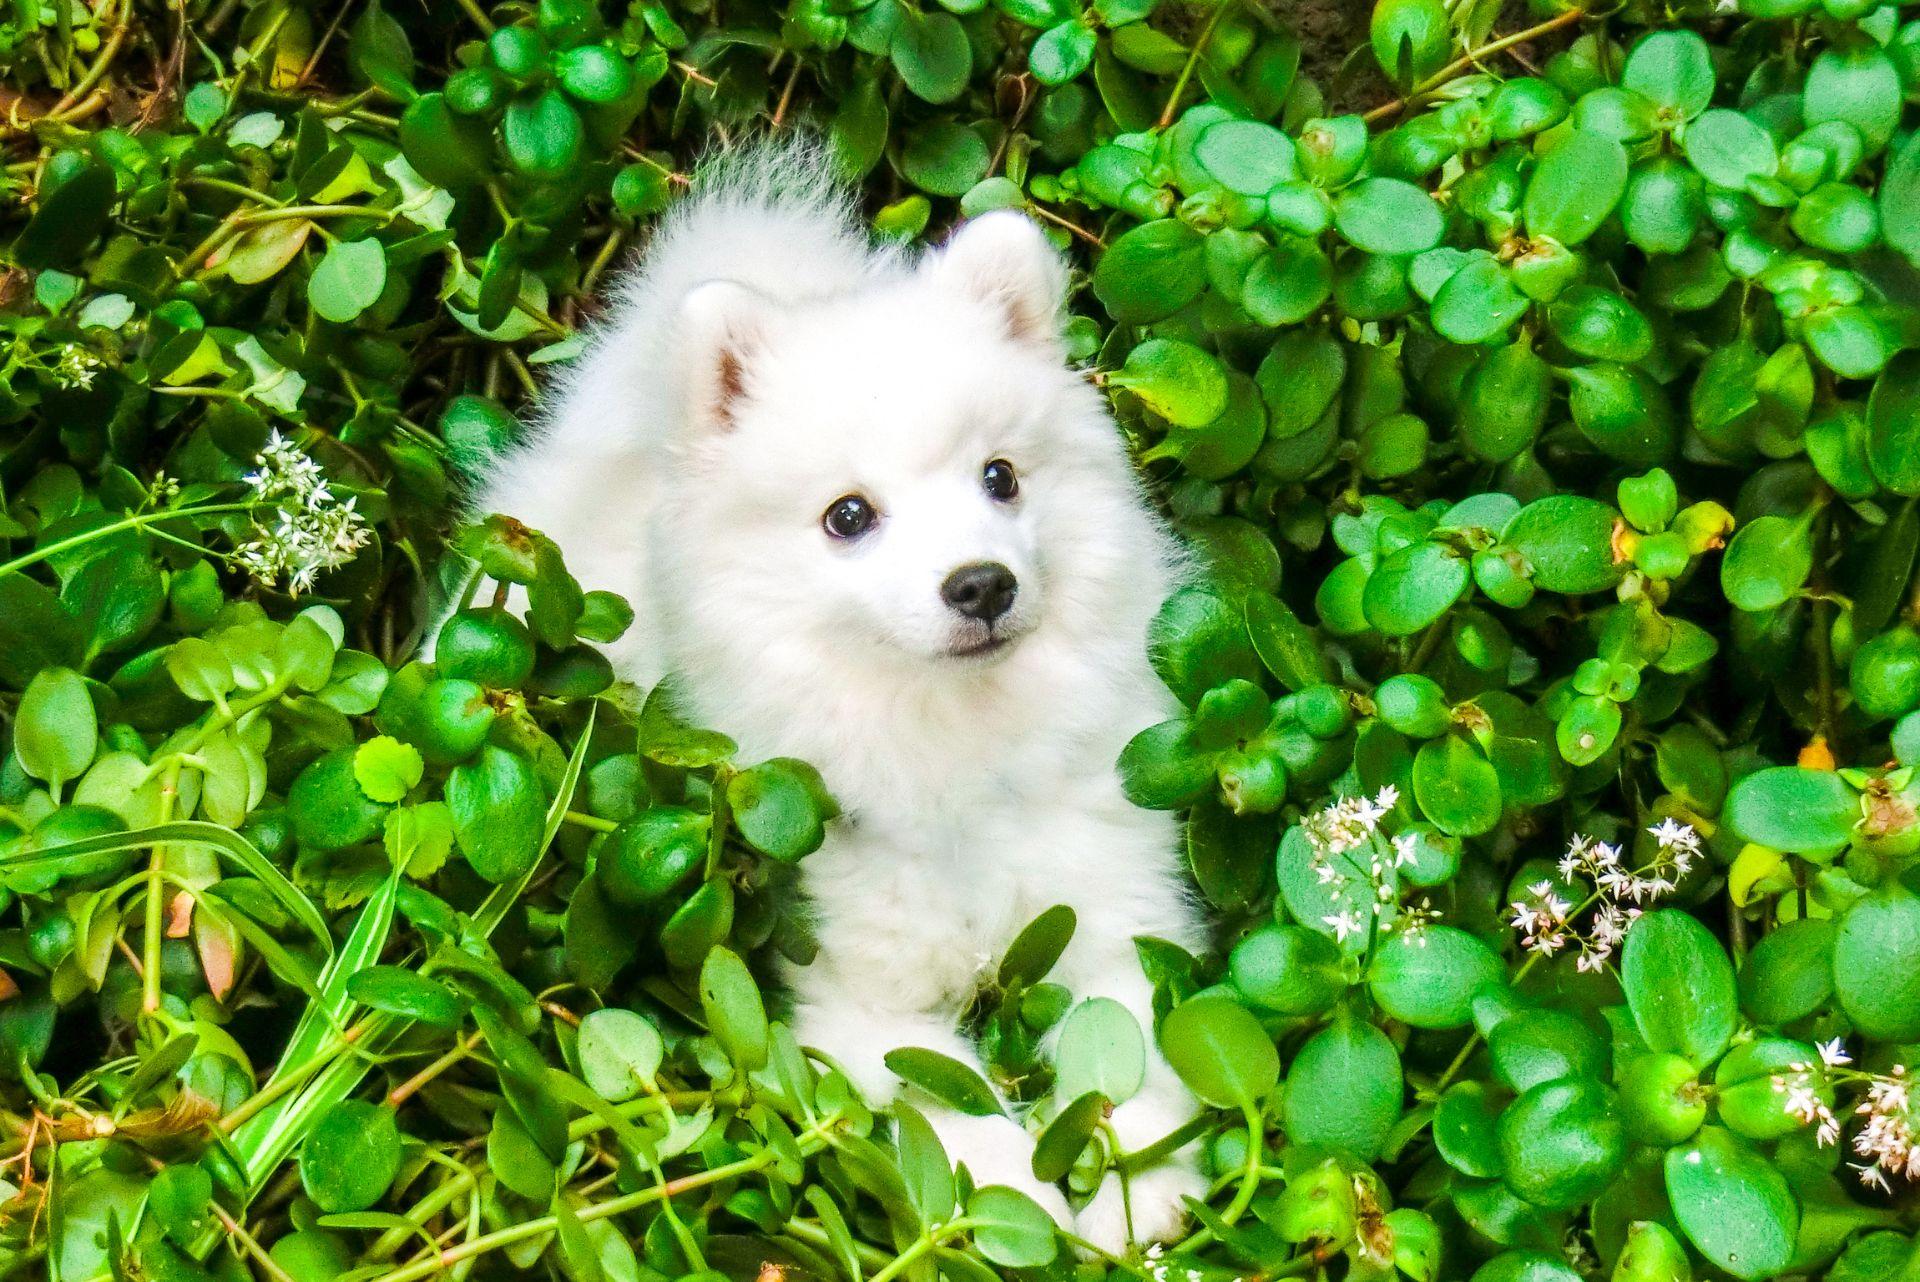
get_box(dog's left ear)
[927,211,1067,346]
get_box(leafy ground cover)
[4,0,1920,1280]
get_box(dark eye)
[983,459,1018,501]
[823,495,877,539]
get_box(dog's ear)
[927,211,1067,346]
[675,280,768,432]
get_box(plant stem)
[1156,0,1234,130]
[1363,8,1587,125]
[0,502,257,580]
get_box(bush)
[4,0,1920,1279]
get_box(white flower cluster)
[51,343,101,389]
[1508,820,1701,973]
[1302,785,1437,945]
[233,431,370,595]
[1775,1040,1918,1193]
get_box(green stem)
[367,1112,846,1282]
[1155,0,1233,130]
[0,502,257,581]
[868,1220,977,1282]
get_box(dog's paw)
[1075,1163,1209,1257]
[935,1112,1074,1230]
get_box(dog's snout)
[942,562,1018,621]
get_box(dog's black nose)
[942,562,1018,621]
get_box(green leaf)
[898,121,991,197]
[728,758,834,861]
[1158,993,1277,1109]
[1093,218,1207,324]
[308,238,389,324]
[1496,1077,1626,1211]
[502,89,584,179]
[1664,1127,1798,1281]
[1112,339,1229,428]
[299,1100,403,1213]
[1031,1090,1106,1182]
[1367,926,1503,1029]
[1723,766,1857,852]
[1412,735,1502,837]
[1280,1012,1402,1162]
[1881,131,1920,266]
[967,1186,1059,1267]
[345,966,465,1027]
[894,1102,957,1226]
[446,746,545,882]
[699,946,769,1074]
[576,1008,665,1101]
[891,9,971,103]
[1620,30,1714,120]
[1720,513,1813,612]
[1503,496,1622,595]
[13,667,96,792]
[998,904,1076,985]
[885,1046,1001,1115]
[1738,918,1834,1026]
[348,1,416,98]
[1196,121,1296,197]
[1053,997,1145,1105]
[1524,130,1628,245]
[1362,540,1468,636]
[1620,910,1737,1066]
[1683,109,1778,190]
[1831,883,1920,1041]
[1029,20,1095,86]
[353,735,423,804]
[1431,258,1529,344]
[1333,178,1444,255]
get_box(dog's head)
[655,212,1148,673]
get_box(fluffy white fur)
[475,140,1207,1252]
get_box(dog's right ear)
[675,280,768,433]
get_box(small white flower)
[1323,910,1364,942]
[1818,1038,1852,1068]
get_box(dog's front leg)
[789,992,1073,1228]
[1050,937,1209,1254]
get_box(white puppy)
[476,140,1207,1252]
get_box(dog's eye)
[982,459,1018,501]
[823,495,877,539]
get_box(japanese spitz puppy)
[476,139,1205,1252]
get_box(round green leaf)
[1723,766,1856,853]
[967,1186,1059,1267]
[1053,997,1145,1105]
[1497,1077,1626,1210]
[891,10,970,103]
[1280,1013,1402,1162]
[1093,218,1207,324]
[345,966,466,1027]
[1333,178,1444,256]
[1683,109,1778,190]
[13,667,97,792]
[1831,882,1920,1040]
[1503,496,1622,595]
[1158,993,1279,1109]
[1368,926,1504,1029]
[1620,909,1737,1066]
[1195,119,1296,196]
[577,1008,665,1101]
[1113,338,1229,428]
[299,1100,402,1213]
[1524,130,1628,246]
[446,746,545,882]
[1412,735,1502,837]
[728,758,833,861]
[1664,1127,1798,1281]
[1620,30,1714,120]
